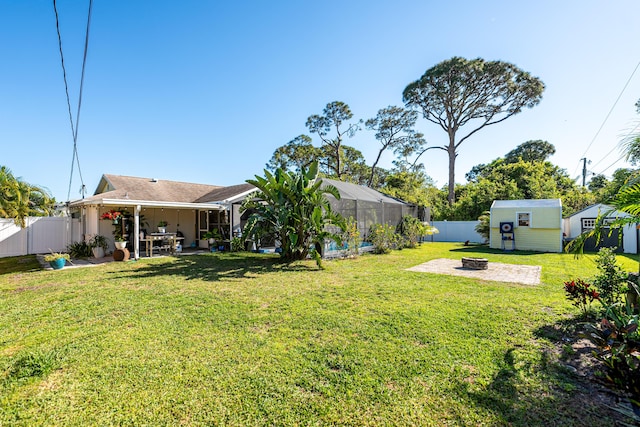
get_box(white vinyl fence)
[0,217,82,258]
[430,221,485,243]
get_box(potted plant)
[44,252,70,270]
[114,236,127,250]
[157,220,168,233]
[202,229,222,246]
[101,209,130,247]
[90,234,109,258]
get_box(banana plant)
[242,161,345,267]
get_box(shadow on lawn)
[448,245,545,257]
[450,344,634,426]
[0,255,42,275]
[108,252,318,282]
[450,316,639,425]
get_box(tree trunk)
[447,133,457,206]
[335,141,342,179]
[368,149,385,187]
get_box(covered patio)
[69,174,256,260]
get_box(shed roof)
[563,203,623,219]
[321,178,406,205]
[491,198,562,209]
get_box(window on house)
[582,218,596,229]
[518,212,530,227]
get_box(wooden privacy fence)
[0,217,82,258]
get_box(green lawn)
[1,243,636,426]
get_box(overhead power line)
[595,153,627,177]
[53,0,93,201]
[591,121,640,174]
[573,58,640,176]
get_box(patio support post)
[134,205,141,260]
[227,206,233,246]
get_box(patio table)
[142,233,184,257]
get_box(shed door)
[581,217,623,253]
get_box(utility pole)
[580,158,591,187]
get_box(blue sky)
[2,1,640,202]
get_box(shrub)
[396,215,422,248]
[475,211,490,243]
[583,302,640,403]
[339,216,361,257]
[67,241,92,258]
[367,223,398,254]
[564,278,600,317]
[592,247,628,306]
[231,236,245,252]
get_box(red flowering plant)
[564,278,601,317]
[100,209,124,222]
[100,209,129,241]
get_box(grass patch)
[0,243,635,425]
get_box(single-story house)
[69,174,256,259]
[489,199,563,253]
[68,174,426,259]
[563,204,638,254]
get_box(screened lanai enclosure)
[321,178,426,239]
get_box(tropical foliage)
[0,166,55,228]
[242,161,345,266]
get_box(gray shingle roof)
[491,199,562,208]
[195,183,256,203]
[71,174,252,205]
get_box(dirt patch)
[407,258,541,285]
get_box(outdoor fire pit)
[461,257,488,270]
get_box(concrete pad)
[407,258,541,285]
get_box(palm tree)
[0,166,55,227]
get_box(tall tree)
[504,139,555,163]
[467,140,555,182]
[588,174,609,192]
[335,145,371,185]
[382,163,440,210]
[306,101,360,180]
[402,57,545,205]
[592,168,639,204]
[266,135,320,172]
[365,105,425,187]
